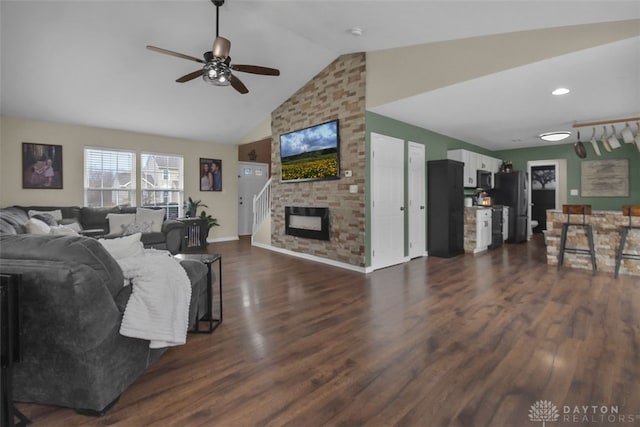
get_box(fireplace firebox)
[285,207,330,241]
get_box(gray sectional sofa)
[0,206,209,415]
[0,205,186,254]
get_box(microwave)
[477,170,492,190]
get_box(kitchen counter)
[546,209,639,276]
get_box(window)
[84,148,136,208]
[140,152,183,219]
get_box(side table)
[177,218,208,252]
[174,253,222,333]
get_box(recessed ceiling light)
[539,131,571,142]
[552,87,570,96]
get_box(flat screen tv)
[279,119,340,182]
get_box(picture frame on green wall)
[22,142,63,189]
[581,159,629,197]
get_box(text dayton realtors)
[563,405,639,423]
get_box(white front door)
[408,142,426,258]
[238,162,269,235]
[371,133,405,270]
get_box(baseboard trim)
[251,242,368,274]
[207,236,239,243]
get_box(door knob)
[400,206,405,211]
[420,206,425,210]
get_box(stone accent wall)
[270,53,366,266]
[464,207,477,253]
[547,210,640,276]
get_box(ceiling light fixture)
[350,27,363,36]
[539,131,571,142]
[202,60,231,86]
[552,87,570,96]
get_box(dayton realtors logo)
[529,401,560,427]
[529,401,640,425]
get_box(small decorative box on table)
[174,253,222,333]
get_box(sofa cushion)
[28,209,62,221]
[140,231,166,246]
[0,207,29,234]
[0,234,125,298]
[16,206,81,223]
[0,219,18,235]
[81,206,119,231]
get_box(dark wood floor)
[16,236,640,426]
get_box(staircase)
[252,178,271,245]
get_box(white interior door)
[238,162,268,235]
[408,142,426,258]
[371,133,405,269]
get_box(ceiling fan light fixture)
[539,131,571,142]
[202,61,231,86]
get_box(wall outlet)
[344,170,352,177]
[570,189,579,196]
[349,185,358,193]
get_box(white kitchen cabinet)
[491,158,502,174]
[448,149,502,189]
[475,208,492,252]
[476,154,491,172]
[448,149,476,188]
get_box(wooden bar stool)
[557,204,597,275]
[614,205,640,278]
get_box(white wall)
[0,116,239,240]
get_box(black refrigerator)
[493,171,528,243]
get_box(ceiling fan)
[146,0,280,94]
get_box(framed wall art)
[22,142,63,189]
[581,159,629,197]
[199,158,222,191]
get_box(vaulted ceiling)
[1,1,639,150]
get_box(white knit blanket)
[118,251,191,349]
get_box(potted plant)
[185,197,208,218]
[199,210,220,230]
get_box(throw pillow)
[136,208,164,233]
[98,233,145,260]
[123,221,152,235]
[106,213,136,236]
[49,225,79,235]
[25,218,51,235]
[58,218,83,231]
[28,209,62,221]
[60,220,82,232]
[32,213,58,226]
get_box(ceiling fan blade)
[231,64,280,76]
[212,37,231,60]
[146,45,205,64]
[176,69,204,83]
[230,74,249,94]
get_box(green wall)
[364,111,491,266]
[496,141,640,210]
[364,111,640,268]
